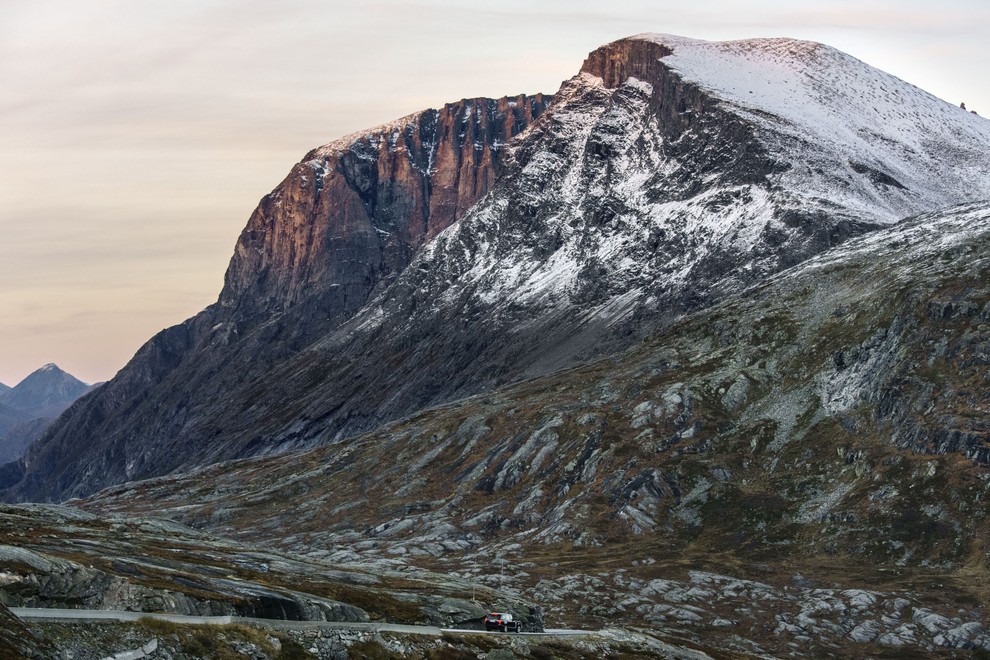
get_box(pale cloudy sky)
[1,0,987,386]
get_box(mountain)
[0,382,9,394]
[83,200,990,656]
[0,95,549,501]
[0,365,91,465]
[4,35,990,506]
[0,363,90,419]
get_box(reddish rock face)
[580,38,672,89]
[580,38,706,140]
[220,94,550,328]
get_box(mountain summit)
[602,34,988,220]
[0,364,91,465]
[0,364,89,420]
[3,34,989,503]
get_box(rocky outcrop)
[0,601,52,659]
[0,503,539,629]
[0,543,364,620]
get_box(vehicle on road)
[484,612,522,632]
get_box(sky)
[1,0,987,386]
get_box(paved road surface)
[13,609,715,660]
[11,607,591,638]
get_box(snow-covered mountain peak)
[636,32,985,136]
[602,34,990,224]
[631,32,960,123]
[408,35,990,329]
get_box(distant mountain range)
[0,364,92,464]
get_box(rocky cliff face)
[221,94,550,329]
[4,35,990,504]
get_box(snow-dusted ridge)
[629,33,990,223]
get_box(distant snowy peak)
[0,364,90,419]
[581,34,990,224]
